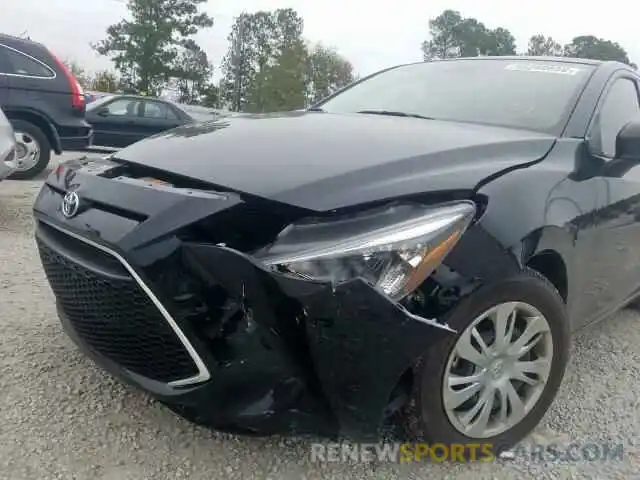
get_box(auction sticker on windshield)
[505,63,584,75]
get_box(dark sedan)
[33,56,640,456]
[86,94,220,148]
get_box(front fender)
[4,107,62,153]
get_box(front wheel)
[8,120,51,180]
[398,269,570,457]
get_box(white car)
[0,108,17,180]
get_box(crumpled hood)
[113,111,556,211]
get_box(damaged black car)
[33,56,640,453]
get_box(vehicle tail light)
[49,52,85,112]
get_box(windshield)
[317,59,596,134]
[175,104,220,122]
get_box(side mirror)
[616,119,640,161]
[96,108,109,117]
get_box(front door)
[88,97,146,148]
[573,74,640,326]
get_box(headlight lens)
[258,201,476,300]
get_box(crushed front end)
[33,156,466,441]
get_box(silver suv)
[0,108,17,180]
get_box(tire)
[7,120,51,180]
[398,268,570,458]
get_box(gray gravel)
[1,153,639,479]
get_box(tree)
[199,84,220,108]
[421,10,466,60]
[421,10,516,59]
[221,8,306,112]
[527,35,563,56]
[220,12,269,111]
[563,35,630,64]
[483,27,516,56]
[65,61,90,88]
[91,70,120,93]
[171,39,212,103]
[305,44,355,103]
[93,0,213,95]
[248,42,308,112]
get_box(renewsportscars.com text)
[310,442,625,463]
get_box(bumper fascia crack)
[182,243,456,440]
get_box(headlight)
[257,201,476,301]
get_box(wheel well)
[526,250,568,302]
[4,110,58,153]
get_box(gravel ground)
[1,153,639,479]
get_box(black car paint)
[32,58,640,440]
[86,96,202,148]
[115,112,558,211]
[0,34,92,153]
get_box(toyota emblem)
[61,191,80,219]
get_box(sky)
[2,0,638,80]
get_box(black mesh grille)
[36,237,199,383]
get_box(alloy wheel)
[442,301,553,438]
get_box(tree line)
[75,0,354,112]
[75,2,636,112]
[423,10,635,67]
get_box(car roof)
[0,33,46,49]
[386,56,638,78]
[106,94,165,101]
[423,55,605,66]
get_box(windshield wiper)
[356,110,436,121]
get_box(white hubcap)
[442,301,554,438]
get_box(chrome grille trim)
[43,221,211,387]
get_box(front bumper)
[33,166,458,441]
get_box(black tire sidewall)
[8,120,51,180]
[404,269,570,454]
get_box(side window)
[0,47,11,74]
[104,99,141,117]
[592,78,640,158]
[0,45,54,78]
[166,106,180,120]
[143,101,173,119]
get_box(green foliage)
[93,0,213,95]
[421,10,515,60]
[421,10,465,59]
[527,35,563,56]
[91,70,120,93]
[221,9,354,112]
[171,39,213,104]
[423,11,632,65]
[563,35,630,63]
[247,42,308,112]
[199,84,220,108]
[220,8,304,112]
[306,44,355,103]
[64,61,120,93]
[483,28,516,56]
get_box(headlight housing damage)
[258,201,476,301]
